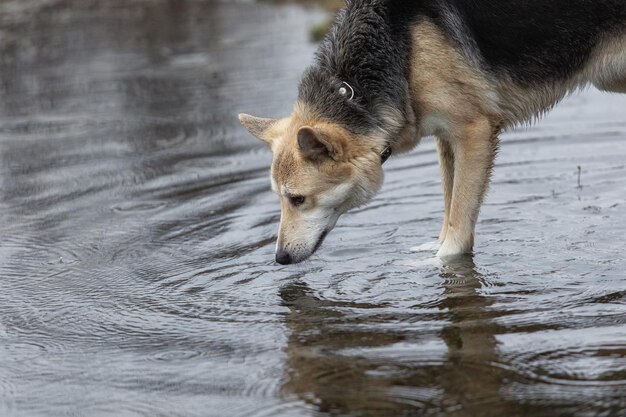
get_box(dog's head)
[239,106,385,264]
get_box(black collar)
[380,144,392,164]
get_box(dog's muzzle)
[275,248,292,265]
[276,229,329,265]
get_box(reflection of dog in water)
[278,258,508,415]
[240,0,626,264]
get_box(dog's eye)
[289,195,306,207]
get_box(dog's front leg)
[437,117,499,258]
[436,136,455,242]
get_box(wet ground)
[1,1,626,416]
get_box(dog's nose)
[275,248,293,265]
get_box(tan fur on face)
[272,141,353,201]
[267,104,385,262]
[271,105,379,196]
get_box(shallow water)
[1,1,626,416]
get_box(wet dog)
[240,0,626,264]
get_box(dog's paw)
[410,241,441,253]
[436,239,470,258]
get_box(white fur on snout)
[277,182,353,262]
[278,206,339,263]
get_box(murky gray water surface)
[1,1,626,416]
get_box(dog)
[239,0,626,264]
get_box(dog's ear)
[297,126,344,161]
[238,113,278,146]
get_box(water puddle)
[1,1,625,416]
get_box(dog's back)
[303,0,626,129]
[437,0,626,122]
[446,0,626,84]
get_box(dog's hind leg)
[436,136,455,242]
[437,117,499,258]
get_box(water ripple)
[1,1,626,416]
